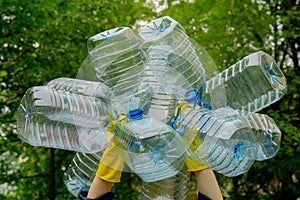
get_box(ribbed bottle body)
[144,65,177,123]
[139,16,206,100]
[115,117,186,182]
[64,152,102,197]
[17,85,109,152]
[88,27,146,97]
[203,131,257,177]
[244,113,281,160]
[175,106,258,177]
[47,77,111,101]
[205,51,286,115]
[141,166,190,200]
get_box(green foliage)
[1,0,299,199]
[113,173,142,199]
[0,0,154,199]
[162,0,299,199]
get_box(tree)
[161,0,299,199]
[1,0,299,199]
[0,0,154,199]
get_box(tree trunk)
[48,148,55,200]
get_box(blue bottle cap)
[127,108,144,121]
[184,88,199,105]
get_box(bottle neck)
[184,88,212,110]
[184,88,200,107]
[126,108,144,121]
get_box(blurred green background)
[0,0,299,199]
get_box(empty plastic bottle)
[243,113,281,161]
[87,27,146,97]
[139,16,206,101]
[144,64,177,123]
[17,85,110,152]
[141,165,190,200]
[110,80,154,121]
[47,77,111,102]
[64,151,102,197]
[204,51,287,115]
[42,78,110,127]
[114,108,186,182]
[173,105,258,177]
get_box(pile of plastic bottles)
[17,16,286,199]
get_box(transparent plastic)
[110,81,153,120]
[139,16,206,101]
[64,152,102,197]
[87,27,146,97]
[141,166,190,200]
[47,77,111,101]
[175,106,258,177]
[244,113,281,160]
[17,84,110,152]
[144,65,177,123]
[114,113,186,182]
[204,51,287,115]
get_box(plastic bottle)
[47,77,111,102]
[243,113,281,161]
[144,64,177,123]
[87,27,146,97]
[64,151,102,197]
[173,105,258,177]
[141,165,190,200]
[204,51,287,115]
[139,16,206,101]
[114,108,186,182]
[17,85,110,153]
[109,80,154,121]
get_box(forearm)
[87,176,113,198]
[195,168,223,200]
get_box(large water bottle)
[144,65,177,123]
[141,165,190,200]
[87,27,146,97]
[204,51,287,115]
[44,78,111,127]
[139,16,206,101]
[64,151,102,197]
[47,77,111,102]
[109,80,154,121]
[243,113,281,161]
[17,82,110,152]
[174,105,258,177]
[113,108,186,182]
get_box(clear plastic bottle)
[114,109,186,182]
[174,106,258,177]
[17,85,110,152]
[204,51,287,115]
[243,113,281,161]
[141,166,190,200]
[144,64,177,123]
[47,77,111,102]
[139,16,206,101]
[87,27,146,97]
[64,151,102,197]
[110,80,154,121]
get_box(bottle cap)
[184,88,199,105]
[127,108,144,121]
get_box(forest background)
[0,0,299,199]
